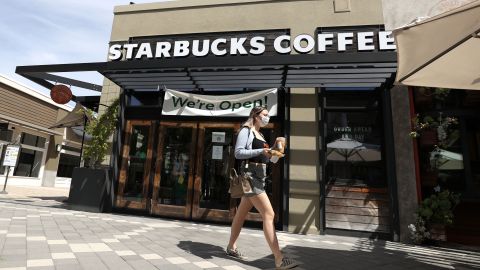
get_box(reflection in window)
[13,148,43,177]
[0,145,6,175]
[56,153,80,178]
[123,126,150,201]
[0,123,12,142]
[128,92,160,106]
[21,133,46,148]
[325,111,385,188]
[159,127,192,206]
[200,128,233,210]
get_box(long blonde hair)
[240,106,267,131]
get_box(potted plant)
[408,187,460,244]
[410,113,459,148]
[68,98,120,212]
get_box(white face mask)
[260,115,270,127]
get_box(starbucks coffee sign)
[162,88,278,117]
[109,31,395,60]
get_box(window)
[128,91,161,106]
[21,133,46,148]
[0,123,12,142]
[13,148,43,177]
[324,90,386,188]
[56,153,80,178]
[0,144,6,175]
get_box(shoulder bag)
[228,127,253,198]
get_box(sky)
[0,0,168,100]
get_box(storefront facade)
[0,75,82,188]
[15,0,423,242]
[97,0,410,240]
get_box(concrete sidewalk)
[0,185,69,200]
[0,188,479,270]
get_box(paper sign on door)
[212,146,223,160]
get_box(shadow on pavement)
[31,196,68,202]
[177,239,480,270]
[178,240,274,269]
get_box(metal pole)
[1,166,10,194]
[78,115,87,167]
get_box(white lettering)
[211,38,227,56]
[249,37,265,55]
[357,32,375,51]
[337,33,354,51]
[123,44,138,59]
[379,31,396,50]
[192,40,210,57]
[230,37,248,55]
[274,35,291,54]
[317,33,334,52]
[293,34,315,53]
[155,42,171,58]
[108,44,122,60]
[173,41,190,57]
[135,43,153,59]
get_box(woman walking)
[226,106,299,270]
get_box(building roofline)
[0,74,73,112]
[114,0,284,14]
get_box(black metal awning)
[15,52,397,95]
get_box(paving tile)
[125,259,157,270]
[166,257,191,265]
[115,250,136,256]
[193,261,219,268]
[26,259,54,267]
[88,242,112,252]
[51,252,76,259]
[46,239,68,245]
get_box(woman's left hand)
[262,148,272,158]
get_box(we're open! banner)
[162,88,278,117]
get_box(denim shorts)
[242,163,266,197]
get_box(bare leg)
[249,193,283,265]
[228,196,253,249]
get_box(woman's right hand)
[262,148,272,158]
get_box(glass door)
[192,123,282,224]
[117,120,155,210]
[191,123,239,222]
[149,121,283,225]
[151,122,198,219]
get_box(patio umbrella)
[430,148,464,170]
[326,137,381,162]
[50,103,92,129]
[393,0,480,90]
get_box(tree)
[83,98,120,168]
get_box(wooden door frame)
[191,122,240,222]
[116,120,155,210]
[150,122,198,219]
[192,122,281,224]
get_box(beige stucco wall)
[104,0,386,233]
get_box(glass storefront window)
[21,133,46,148]
[325,111,385,188]
[466,119,480,193]
[0,123,12,142]
[13,148,43,177]
[159,127,192,206]
[128,92,160,106]
[123,125,150,201]
[200,128,234,210]
[56,153,80,178]
[0,144,6,175]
